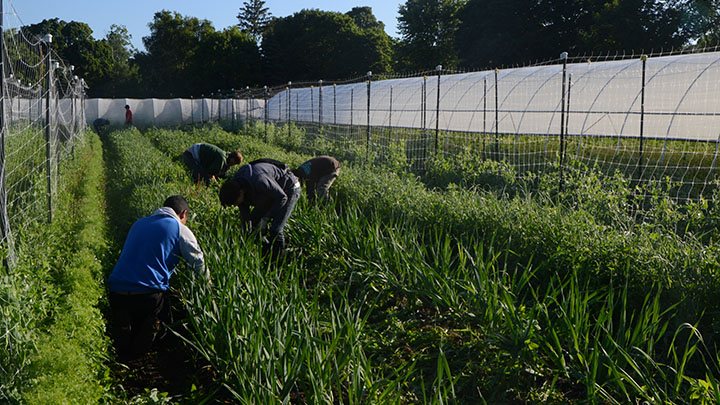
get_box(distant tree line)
[19,0,720,98]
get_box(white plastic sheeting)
[267,52,720,142]
[81,52,720,143]
[85,98,263,127]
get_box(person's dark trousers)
[265,184,301,260]
[109,290,166,358]
[182,151,210,185]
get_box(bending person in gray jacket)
[219,159,300,260]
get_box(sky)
[8,0,404,52]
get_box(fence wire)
[1,0,87,267]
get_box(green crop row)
[0,131,113,404]
[133,123,720,403]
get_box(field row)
[101,123,720,403]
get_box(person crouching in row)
[291,155,340,204]
[219,159,301,261]
[107,195,208,359]
[183,142,243,186]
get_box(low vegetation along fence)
[1,3,110,403]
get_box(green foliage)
[261,8,392,84]
[236,0,272,42]
[396,0,465,71]
[455,0,710,69]
[21,18,115,97]
[0,131,114,403]
[134,11,260,98]
[125,123,720,402]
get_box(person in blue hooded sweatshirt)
[108,195,208,358]
[219,158,300,261]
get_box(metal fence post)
[639,54,647,179]
[559,51,568,192]
[201,94,205,122]
[231,91,236,131]
[217,90,221,121]
[494,68,499,160]
[422,76,427,157]
[310,85,315,124]
[366,71,372,160]
[350,87,354,131]
[318,80,323,127]
[333,83,337,125]
[435,65,442,153]
[245,86,250,130]
[264,86,268,141]
[287,82,291,138]
[44,37,53,223]
[483,76,487,156]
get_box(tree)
[396,0,465,72]
[21,19,114,97]
[237,0,272,42]
[347,6,384,30]
[261,8,392,84]
[455,0,715,69]
[195,27,262,92]
[135,10,261,97]
[106,24,136,63]
[95,25,142,97]
[135,10,216,97]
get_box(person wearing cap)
[182,143,243,186]
[219,159,300,260]
[124,104,133,125]
[107,195,207,358]
[291,155,340,204]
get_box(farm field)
[99,122,720,403]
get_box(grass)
[0,130,114,404]
[106,122,720,402]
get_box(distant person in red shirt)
[124,104,133,125]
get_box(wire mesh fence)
[1,0,87,267]
[219,49,720,209]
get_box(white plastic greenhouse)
[78,51,720,143]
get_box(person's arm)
[177,224,208,279]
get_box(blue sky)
[9,0,403,51]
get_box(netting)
[1,0,87,265]
[252,51,720,204]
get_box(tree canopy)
[261,8,392,83]
[396,0,465,71]
[237,0,272,42]
[133,10,260,98]
[455,0,714,69]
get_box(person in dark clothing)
[92,118,109,134]
[219,160,301,259]
[124,104,133,125]
[108,195,207,358]
[182,143,243,186]
[291,155,340,204]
